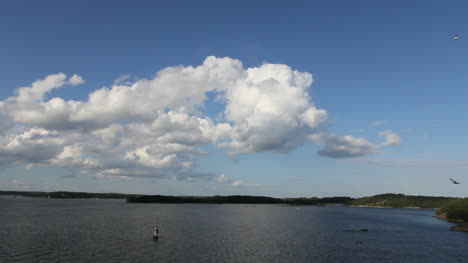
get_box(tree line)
[349,193,458,208]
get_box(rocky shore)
[433,214,468,232]
[350,205,424,209]
[450,223,468,232]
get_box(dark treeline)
[283,196,354,205]
[0,191,43,196]
[436,198,468,221]
[350,193,458,208]
[127,195,354,204]
[127,195,284,204]
[0,190,355,205]
[32,191,135,199]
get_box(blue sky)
[0,0,467,197]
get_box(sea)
[0,196,467,263]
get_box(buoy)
[153,227,159,239]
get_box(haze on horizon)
[0,0,467,198]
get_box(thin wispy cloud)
[372,120,387,126]
[358,158,468,169]
[216,174,258,188]
[286,177,306,182]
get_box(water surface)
[1,197,467,263]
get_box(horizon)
[1,0,468,198]
[0,189,463,200]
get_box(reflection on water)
[0,197,467,263]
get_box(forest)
[349,193,457,208]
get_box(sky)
[0,0,467,197]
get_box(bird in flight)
[449,178,460,184]
[454,34,459,41]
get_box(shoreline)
[351,206,468,232]
[432,213,468,232]
[349,205,430,209]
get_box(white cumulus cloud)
[0,56,400,181]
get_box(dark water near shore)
[1,197,467,263]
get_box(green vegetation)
[349,193,458,208]
[436,198,468,222]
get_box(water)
[1,197,467,263]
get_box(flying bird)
[449,178,460,184]
[454,34,459,41]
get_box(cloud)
[218,63,327,154]
[113,75,132,85]
[215,173,258,187]
[216,173,231,183]
[316,130,401,158]
[372,120,387,126]
[231,180,258,187]
[286,177,306,181]
[0,56,401,182]
[68,74,85,85]
[379,130,401,146]
[9,179,31,190]
[358,157,468,169]
[317,134,376,158]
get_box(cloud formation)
[216,174,258,187]
[0,56,400,180]
[316,131,401,158]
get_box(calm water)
[0,197,467,263]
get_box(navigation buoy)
[153,227,159,240]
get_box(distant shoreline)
[0,191,353,205]
[3,190,467,231]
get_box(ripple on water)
[1,199,467,263]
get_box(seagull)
[449,178,460,184]
[454,34,459,41]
